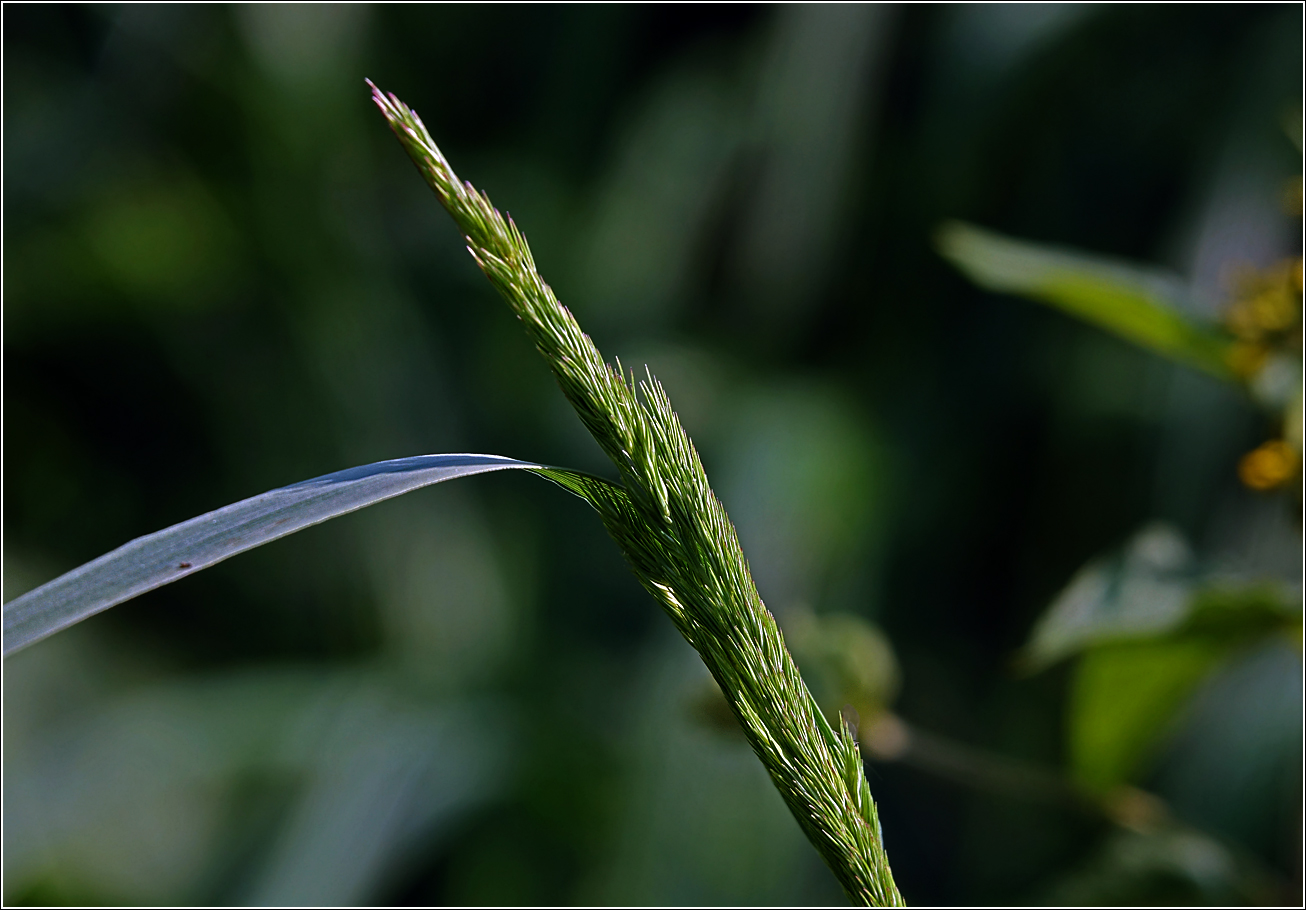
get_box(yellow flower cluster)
[1238,439,1299,491]
[1224,256,1302,492]
[1224,257,1302,379]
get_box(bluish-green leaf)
[3,454,623,656]
[936,220,1237,380]
[1021,523,1197,672]
[1022,523,1302,673]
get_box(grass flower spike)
[369,80,903,907]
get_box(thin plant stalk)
[370,81,903,907]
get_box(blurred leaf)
[3,653,512,905]
[82,175,243,308]
[1022,523,1301,672]
[1040,826,1283,905]
[785,609,900,726]
[718,382,884,611]
[1069,637,1228,791]
[936,220,1237,380]
[588,643,839,907]
[1026,523,1301,790]
[1066,589,1300,792]
[238,691,512,905]
[689,608,901,752]
[1184,583,1303,642]
[3,454,624,656]
[1021,523,1197,671]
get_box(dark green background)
[4,4,1301,905]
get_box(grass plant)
[2,82,905,906]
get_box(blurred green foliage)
[4,4,1301,906]
[936,221,1239,380]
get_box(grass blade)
[3,454,619,656]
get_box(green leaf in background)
[1021,523,1197,672]
[2,454,624,656]
[1063,593,1301,793]
[1023,522,1302,791]
[936,220,1238,381]
[1069,636,1230,792]
[1184,582,1303,643]
[3,647,514,906]
[1022,523,1301,672]
[1041,826,1283,905]
[784,609,901,727]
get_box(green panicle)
[370,80,904,907]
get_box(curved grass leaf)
[3,454,623,656]
[936,220,1237,381]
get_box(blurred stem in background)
[859,712,1290,905]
